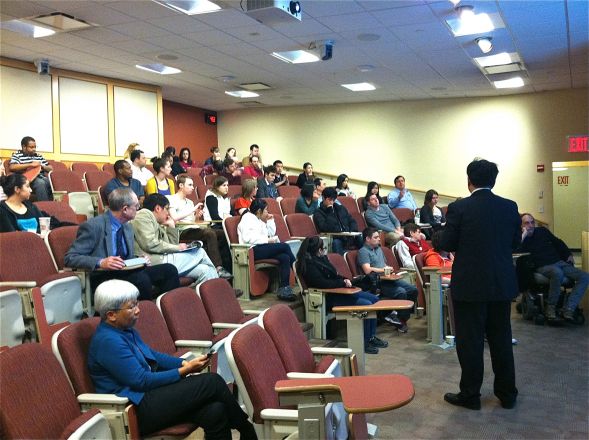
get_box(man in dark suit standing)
[65,187,179,300]
[439,159,521,410]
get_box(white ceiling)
[1,0,587,111]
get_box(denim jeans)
[326,291,379,342]
[379,279,418,320]
[536,260,589,311]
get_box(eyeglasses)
[125,204,141,211]
[112,302,138,312]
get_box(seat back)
[263,198,282,217]
[381,246,400,271]
[338,196,359,215]
[259,304,316,373]
[0,232,57,283]
[34,200,79,224]
[280,197,297,215]
[285,213,318,238]
[350,211,366,231]
[71,162,99,174]
[52,317,101,395]
[277,185,300,198]
[134,300,179,355]
[273,214,293,243]
[85,171,112,191]
[67,192,95,219]
[225,324,288,424]
[0,290,26,347]
[227,185,242,199]
[102,163,115,176]
[46,225,79,270]
[357,197,366,213]
[197,279,245,324]
[412,252,427,287]
[47,160,69,172]
[344,250,361,277]
[287,175,298,186]
[223,215,241,245]
[0,343,109,440]
[392,208,415,224]
[327,253,354,280]
[158,287,214,342]
[49,170,87,192]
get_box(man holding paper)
[65,188,179,300]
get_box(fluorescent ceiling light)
[0,19,55,38]
[135,63,181,74]
[153,0,221,15]
[225,90,260,98]
[493,77,525,89]
[341,82,376,92]
[474,52,520,68]
[446,13,496,36]
[271,50,320,64]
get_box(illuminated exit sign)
[567,135,588,153]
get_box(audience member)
[518,213,589,322]
[238,198,296,301]
[395,223,431,269]
[64,188,179,300]
[362,181,383,210]
[130,149,154,186]
[123,142,139,161]
[163,146,185,176]
[296,236,387,354]
[167,175,232,279]
[179,147,196,169]
[336,174,355,198]
[358,227,418,332]
[220,157,241,186]
[0,173,73,233]
[200,160,224,181]
[314,187,362,255]
[295,184,319,215]
[9,136,53,201]
[145,158,175,196]
[424,230,453,284]
[88,280,256,439]
[256,165,282,201]
[204,146,221,166]
[131,194,218,284]
[225,147,237,161]
[0,161,6,202]
[273,160,288,187]
[420,189,445,233]
[295,162,315,188]
[242,156,263,179]
[241,144,261,167]
[104,160,145,204]
[234,179,257,215]
[388,175,417,211]
[364,193,403,247]
[204,176,231,230]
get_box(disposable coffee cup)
[445,335,455,346]
[416,307,424,319]
[383,266,392,276]
[39,217,51,237]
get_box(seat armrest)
[260,409,299,421]
[311,347,353,356]
[0,281,36,288]
[174,340,212,350]
[287,372,335,379]
[78,393,128,405]
[212,322,241,329]
[400,267,415,272]
[230,243,251,249]
[242,309,263,315]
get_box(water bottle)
[414,209,420,224]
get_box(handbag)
[352,271,381,294]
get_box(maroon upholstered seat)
[279,197,297,215]
[84,170,112,191]
[134,300,188,357]
[392,207,415,224]
[344,250,362,278]
[262,198,282,217]
[49,170,86,192]
[197,278,257,325]
[46,225,79,270]
[285,213,319,238]
[277,185,300,198]
[34,200,79,224]
[338,196,359,215]
[71,162,99,174]
[327,252,355,280]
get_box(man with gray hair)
[65,188,179,300]
[88,280,256,439]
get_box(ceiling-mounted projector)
[246,0,301,24]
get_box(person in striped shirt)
[9,136,53,201]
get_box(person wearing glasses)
[65,188,179,300]
[88,280,257,439]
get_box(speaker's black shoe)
[443,393,481,410]
[500,399,516,409]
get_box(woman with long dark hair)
[295,236,387,354]
[145,158,175,196]
[295,162,315,188]
[362,181,383,210]
[420,189,445,231]
[336,174,355,198]
[179,147,194,169]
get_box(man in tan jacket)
[131,193,218,284]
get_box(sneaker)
[364,344,379,355]
[277,287,296,302]
[217,267,233,280]
[234,289,244,298]
[384,311,403,326]
[562,308,575,322]
[395,320,409,333]
[368,336,388,348]
[546,304,557,320]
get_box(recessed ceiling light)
[341,82,376,92]
[357,64,375,72]
[474,52,520,68]
[493,77,525,89]
[271,50,320,64]
[357,33,381,41]
[475,37,493,54]
[446,12,503,37]
[0,19,55,38]
[156,53,179,61]
[240,83,272,91]
[152,0,222,15]
[136,63,181,74]
[225,90,260,98]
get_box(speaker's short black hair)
[467,159,498,189]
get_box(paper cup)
[445,335,455,346]
[416,307,424,319]
[39,217,51,236]
[383,267,392,276]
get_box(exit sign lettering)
[567,135,588,153]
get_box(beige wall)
[218,89,589,225]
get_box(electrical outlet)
[538,190,543,199]
[538,204,544,213]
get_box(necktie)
[116,227,128,259]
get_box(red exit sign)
[568,135,588,153]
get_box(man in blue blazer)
[255,165,281,200]
[439,159,521,410]
[65,187,179,300]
